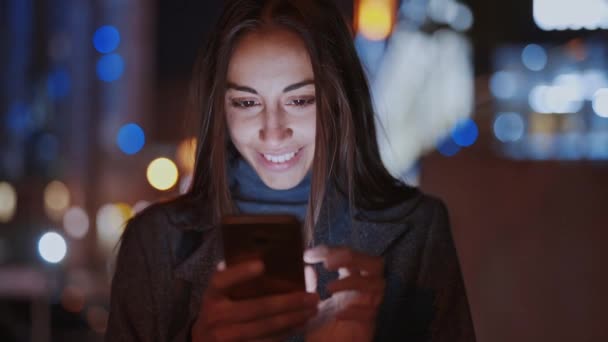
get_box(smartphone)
[221,214,306,300]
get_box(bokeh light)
[96,203,133,253]
[592,88,608,118]
[451,118,479,147]
[437,136,461,157]
[47,68,71,99]
[96,53,124,82]
[147,158,179,191]
[61,285,85,313]
[521,44,548,71]
[490,71,518,99]
[44,181,70,221]
[176,137,197,173]
[63,206,90,239]
[117,123,145,155]
[357,0,394,41]
[6,102,32,135]
[0,182,17,223]
[38,231,67,264]
[494,112,525,143]
[450,3,474,32]
[93,25,121,53]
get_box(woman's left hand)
[303,245,385,342]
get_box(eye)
[231,99,260,108]
[287,97,315,107]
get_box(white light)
[63,207,89,239]
[582,70,608,99]
[490,71,518,99]
[133,200,150,214]
[592,88,608,117]
[38,232,67,263]
[521,44,547,71]
[449,3,474,32]
[529,84,583,114]
[494,112,525,142]
[533,0,608,31]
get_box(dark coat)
[105,189,476,341]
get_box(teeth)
[263,151,297,163]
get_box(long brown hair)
[186,0,416,245]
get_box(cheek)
[226,112,257,146]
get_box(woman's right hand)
[191,259,320,342]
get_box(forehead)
[227,29,314,84]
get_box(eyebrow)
[227,79,314,94]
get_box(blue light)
[451,118,479,147]
[47,68,70,99]
[6,102,32,134]
[437,136,461,157]
[93,25,121,53]
[494,112,525,143]
[521,44,547,71]
[96,54,124,82]
[489,71,518,99]
[117,123,145,155]
[355,34,386,77]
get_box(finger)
[224,292,319,323]
[305,246,384,276]
[326,275,384,294]
[336,305,377,322]
[338,267,350,279]
[213,309,316,341]
[209,260,264,293]
[305,265,317,293]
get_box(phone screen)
[221,214,305,300]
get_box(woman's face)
[225,29,316,190]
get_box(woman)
[106,0,475,341]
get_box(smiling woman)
[225,29,316,190]
[106,1,475,341]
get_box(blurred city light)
[38,231,67,264]
[533,0,608,31]
[176,137,197,173]
[116,123,145,155]
[93,25,121,53]
[354,33,386,76]
[96,203,133,253]
[357,0,395,41]
[592,88,608,117]
[147,158,179,191]
[63,206,90,239]
[451,118,479,147]
[494,112,525,143]
[437,136,461,156]
[44,181,70,221]
[449,3,474,32]
[582,69,608,99]
[529,84,583,114]
[0,182,17,223]
[47,68,71,99]
[96,53,124,82]
[490,71,518,99]
[521,44,548,71]
[6,102,32,135]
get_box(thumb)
[305,265,317,293]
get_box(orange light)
[176,137,197,173]
[357,0,396,41]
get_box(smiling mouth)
[259,147,302,164]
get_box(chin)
[259,171,307,190]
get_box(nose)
[258,106,293,144]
